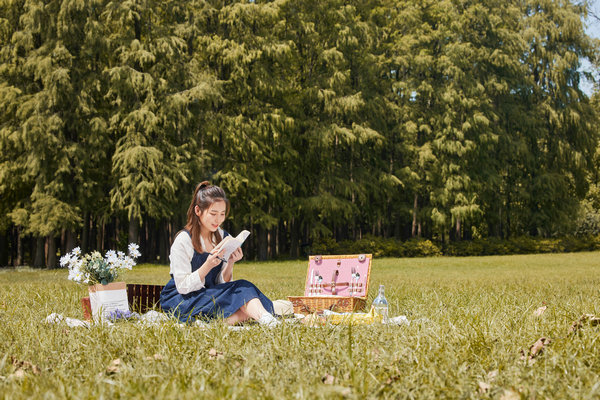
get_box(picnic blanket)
[45,300,410,328]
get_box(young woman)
[160,181,278,325]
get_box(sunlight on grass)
[1,252,600,398]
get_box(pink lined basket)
[288,254,372,314]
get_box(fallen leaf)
[208,348,224,360]
[336,386,352,396]
[8,369,25,380]
[520,337,551,363]
[500,389,520,400]
[302,314,326,326]
[487,370,498,380]
[105,359,121,374]
[322,374,335,385]
[529,337,550,357]
[568,314,600,334]
[478,381,491,394]
[371,347,382,359]
[533,305,547,317]
[11,358,40,375]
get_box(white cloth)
[169,229,227,294]
[140,310,170,324]
[387,316,410,326]
[321,309,410,326]
[45,313,91,328]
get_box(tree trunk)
[96,220,103,251]
[278,220,287,257]
[506,193,511,238]
[159,219,168,264]
[394,217,401,239]
[412,194,418,237]
[15,227,22,266]
[289,219,299,258]
[28,237,34,266]
[34,237,45,267]
[82,212,90,252]
[65,230,76,253]
[269,226,277,259]
[0,231,8,267]
[47,236,57,268]
[302,224,310,257]
[456,216,461,240]
[257,225,268,261]
[146,218,154,263]
[90,218,97,252]
[128,218,139,246]
[498,206,503,239]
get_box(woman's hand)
[204,248,226,269]
[228,247,243,264]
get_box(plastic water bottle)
[372,284,389,323]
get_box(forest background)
[1,0,600,267]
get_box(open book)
[215,230,250,261]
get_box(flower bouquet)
[60,244,141,321]
[60,243,141,285]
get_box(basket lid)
[304,254,371,299]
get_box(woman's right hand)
[204,248,226,269]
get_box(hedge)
[310,235,600,258]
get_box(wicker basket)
[288,296,366,314]
[288,254,372,315]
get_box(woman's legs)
[225,298,270,325]
[225,308,247,325]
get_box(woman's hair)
[184,181,230,252]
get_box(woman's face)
[196,200,227,233]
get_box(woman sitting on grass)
[160,181,278,326]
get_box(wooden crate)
[288,254,372,314]
[81,283,163,320]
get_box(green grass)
[1,252,600,399]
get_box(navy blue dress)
[160,231,274,322]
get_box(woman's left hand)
[228,247,243,264]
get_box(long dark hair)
[184,181,230,252]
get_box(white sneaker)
[258,313,280,326]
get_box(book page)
[216,230,250,261]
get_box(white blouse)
[169,229,228,294]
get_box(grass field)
[1,252,600,399]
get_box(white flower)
[128,243,138,253]
[72,247,81,256]
[128,243,141,259]
[59,254,71,268]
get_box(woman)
[160,181,278,325]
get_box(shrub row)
[311,235,600,258]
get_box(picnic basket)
[288,254,372,314]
